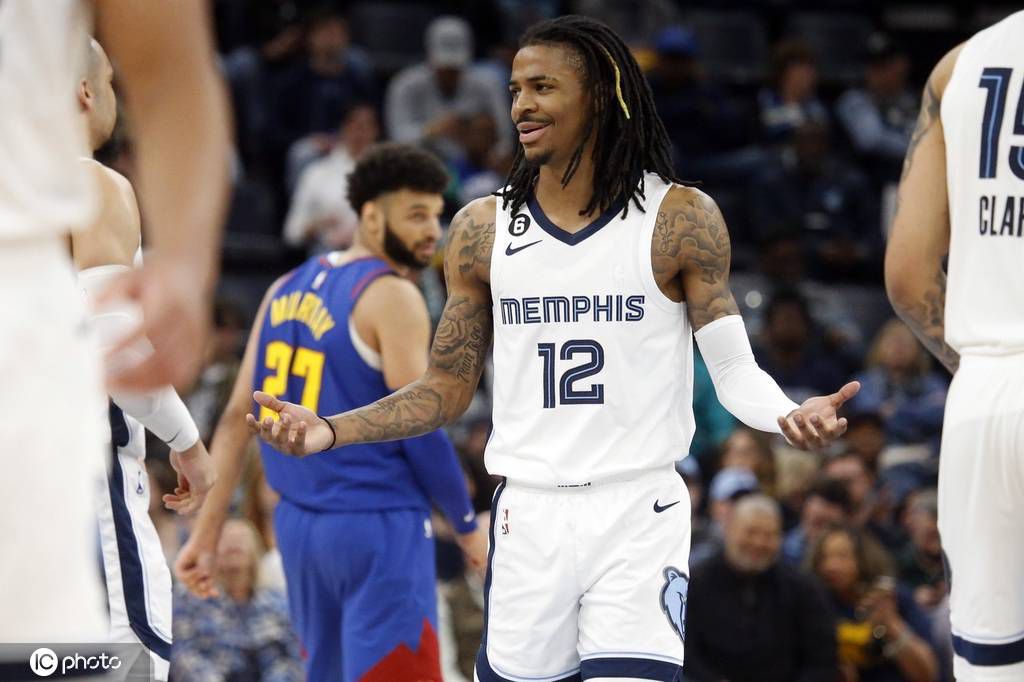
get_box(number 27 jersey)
[486,173,695,487]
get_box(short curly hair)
[346,143,449,214]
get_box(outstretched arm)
[885,46,963,375]
[249,197,496,456]
[659,187,859,449]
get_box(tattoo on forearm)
[655,191,740,329]
[336,383,448,444]
[892,268,960,374]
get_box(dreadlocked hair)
[498,15,679,219]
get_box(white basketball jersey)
[942,10,1024,354]
[0,0,96,239]
[487,173,694,486]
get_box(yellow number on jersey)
[258,341,326,422]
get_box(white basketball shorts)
[0,236,108,643]
[939,354,1024,681]
[97,448,172,680]
[476,466,690,682]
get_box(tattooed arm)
[655,186,860,448]
[249,197,496,456]
[885,45,963,375]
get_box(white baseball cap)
[426,16,473,68]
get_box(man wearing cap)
[690,466,761,567]
[835,33,918,185]
[385,15,510,161]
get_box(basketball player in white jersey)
[887,11,1024,681]
[250,16,858,681]
[0,0,228,652]
[73,38,217,680]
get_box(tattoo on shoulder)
[449,206,495,279]
[656,190,739,328]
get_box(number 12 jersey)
[487,173,694,487]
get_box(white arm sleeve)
[694,315,799,433]
[81,267,200,451]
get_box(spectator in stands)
[284,101,379,253]
[808,525,939,682]
[896,489,946,612]
[850,320,948,453]
[690,466,759,567]
[836,34,917,185]
[750,121,881,281]
[172,519,303,681]
[753,289,846,404]
[759,40,828,144]
[690,349,737,467]
[647,26,763,182]
[243,456,287,594]
[271,8,376,161]
[184,299,247,443]
[782,477,852,565]
[685,495,838,681]
[386,16,509,162]
[719,426,777,495]
[845,410,888,476]
[452,110,510,204]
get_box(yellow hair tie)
[599,46,631,120]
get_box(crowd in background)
[106,2,1018,680]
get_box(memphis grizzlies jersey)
[255,254,436,513]
[487,173,694,486]
[0,0,96,238]
[942,10,1024,354]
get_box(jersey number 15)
[978,67,1024,180]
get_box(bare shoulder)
[359,274,429,322]
[446,196,497,284]
[931,43,966,97]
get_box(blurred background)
[118,1,1019,680]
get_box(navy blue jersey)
[253,255,473,524]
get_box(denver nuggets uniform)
[936,11,1024,680]
[479,173,692,681]
[254,253,477,682]
[0,0,109,644]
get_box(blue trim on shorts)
[580,657,683,680]
[953,633,1024,667]
[108,449,172,661]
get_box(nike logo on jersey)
[505,240,542,256]
[653,500,681,513]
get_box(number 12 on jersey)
[537,339,605,408]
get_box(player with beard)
[176,143,487,682]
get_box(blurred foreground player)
[73,39,217,680]
[252,16,858,682]
[178,144,487,681]
[0,0,227,650]
[886,10,1024,681]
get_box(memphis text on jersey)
[270,290,336,340]
[978,194,1024,238]
[499,294,646,326]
